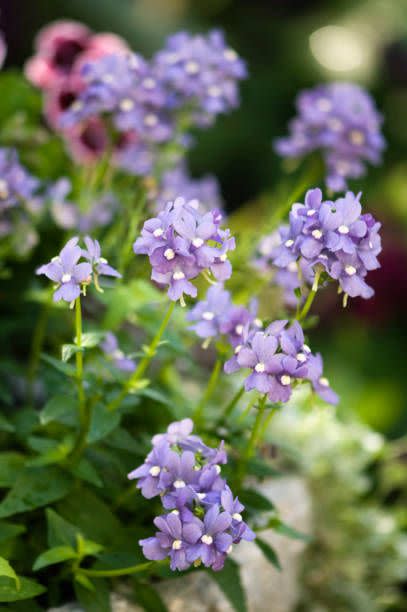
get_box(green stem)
[27,290,53,404]
[77,561,158,578]
[107,301,175,412]
[258,404,279,441]
[119,186,147,276]
[297,268,321,321]
[237,394,267,484]
[193,358,222,424]
[218,384,245,424]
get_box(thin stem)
[119,188,147,276]
[297,268,321,321]
[258,404,279,441]
[77,561,157,578]
[237,394,267,484]
[27,290,53,404]
[107,301,175,412]
[193,358,222,424]
[218,384,245,424]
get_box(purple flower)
[101,332,136,372]
[221,486,255,543]
[306,353,339,405]
[82,236,121,282]
[275,82,385,192]
[0,32,7,70]
[187,284,232,339]
[134,198,234,304]
[185,504,233,570]
[36,237,91,303]
[152,418,194,446]
[128,440,171,498]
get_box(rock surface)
[49,477,311,612]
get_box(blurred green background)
[2,0,406,437]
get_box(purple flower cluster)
[129,419,254,571]
[36,236,120,303]
[275,82,385,192]
[48,178,117,232]
[225,319,338,405]
[55,29,245,173]
[101,332,136,372]
[266,188,381,301]
[133,198,235,303]
[152,162,223,214]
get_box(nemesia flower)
[274,82,385,192]
[130,419,254,571]
[224,319,338,405]
[101,332,136,372]
[259,188,381,303]
[133,197,235,304]
[187,284,232,339]
[36,237,91,303]
[82,236,121,280]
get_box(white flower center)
[303,343,311,353]
[173,270,185,280]
[185,60,200,74]
[285,239,294,247]
[197,493,206,500]
[144,113,158,127]
[235,324,244,335]
[214,465,221,475]
[296,352,307,363]
[173,479,186,489]
[254,318,263,328]
[0,179,9,198]
[153,228,164,237]
[226,544,233,554]
[208,85,222,97]
[164,248,175,260]
[219,253,228,262]
[112,349,124,360]
[312,229,322,240]
[255,362,265,373]
[307,209,316,217]
[51,256,61,263]
[201,534,213,545]
[99,257,108,264]
[280,374,291,386]
[142,77,156,89]
[328,117,343,131]
[345,265,357,276]
[172,539,182,550]
[319,376,330,387]
[232,512,242,522]
[149,465,161,477]
[202,311,214,321]
[224,48,237,61]
[287,261,298,272]
[61,273,72,283]
[317,98,332,112]
[349,129,365,146]
[171,509,179,515]
[192,237,204,248]
[71,100,83,112]
[120,98,134,112]
[234,344,242,354]
[338,225,349,234]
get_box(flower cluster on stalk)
[255,188,381,304]
[133,198,235,304]
[275,82,385,192]
[36,236,120,303]
[129,419,254,571]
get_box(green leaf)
[46,509,80,549]
[74,577,110,612]
[246,458,281,479]
[32,546,77,571]
[62,344,83,363]
[71,459,103,487]
[137,388,171,406]
[39,394,77,426]
[0,522,26,545]
[41,353,75,377]
[26,437,73,467]
[254,538,282,570]
[266,517,311,542]
[88,406,120,444]
[105,427,139,452]
[209,558,247,612]
[0,557,20,589]
[0,453,25,488]
[239,488,275,512]
[79,332,106,348]
[0,576,46,602]
[0,467,73,518]
[134,581,168,612]
[0,414,14,433]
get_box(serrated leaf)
[239,488,275,512]
[0,557,20,589]
[254,538,282,570]
[39,394,77,426]
[209,558,247,612]
[32,545,77,571]
[75,577,110,610]
[0,522,26,544]
[0,576,46,602]
[0,467,73,518]
[0,453,25,488]
[88,406,120,444]
[134,581,168,612]
[41,353,75,376]
[62,344,83,363]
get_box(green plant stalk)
[107,300,175,412]
[193,357,222,424]
[297,268,322,321]
[219,384,245,423]
[27,290,53,404]
[76,560,167,578]
[258,404,279,441]
[237,394,267,484]
[119,186,147,275]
